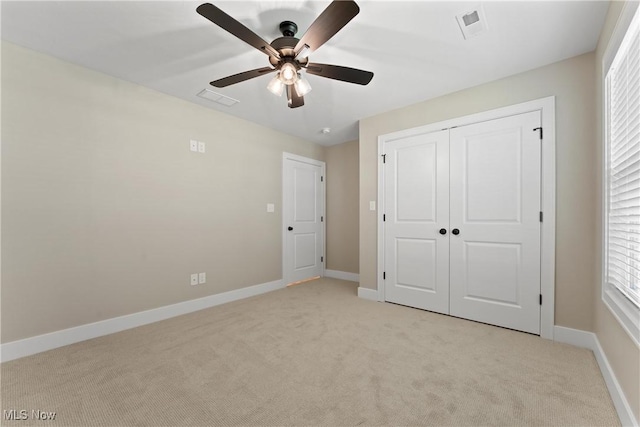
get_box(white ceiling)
[1,1,609,146]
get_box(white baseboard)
[553,325,595,348]
[0,279,285,363]
[357,286,379,302]
[554,326,638,427]
[325,269,359,283]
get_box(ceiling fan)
[196,0,374,108]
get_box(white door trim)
[282,152,326,285]
[377,96,556,339]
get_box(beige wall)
[594,1,640,421]
[360,52,597,332]
[1,42,324,343]
[325,140,359,274]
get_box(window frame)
[602,0,640,346]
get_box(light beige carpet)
[1,278,619,426]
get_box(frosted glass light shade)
[267,74,284,96]
[280,63,297,85]
[294,75,312,96]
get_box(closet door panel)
[383,130,450,314]
[449,111,542,334]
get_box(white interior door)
[449,111,541,334]
[383,130,450,314]
[283,154,324,284]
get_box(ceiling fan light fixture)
[280,62,298,85]
[267,74,285,96]
[294,74,312,96]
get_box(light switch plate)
[369,201,376,211]
[198,141,206,153]
[190,140,198,152]
[190,273,199,285]
[267,203,275,213]
[198,272,206,284]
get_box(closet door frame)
[377,96,556,340]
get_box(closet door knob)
[452,228,460,235]
[439,228,447,235]
[287,226,293,231]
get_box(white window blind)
[606,5,640,309]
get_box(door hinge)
[321,216,324,222]
[383,272,386,280]
[539,211,543,222]
[321,176,324,182]
[533,127,543,140]
[321,256,324,263]
[539,294,542,305]
[383,214,386,222]
[382,154,386,163]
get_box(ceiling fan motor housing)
[269,34,308,68]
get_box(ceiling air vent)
[197,88,239,107]
[456,5,488,40]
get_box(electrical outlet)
[190,273,199,286]
[198,141,206,153]
[190,140,198,152]
[198,272,206,284]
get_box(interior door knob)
[452,228,460,235]
[287,226,293,231]
[439,228,447,235]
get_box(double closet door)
[383,111,542,334]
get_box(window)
[603,2,640,344]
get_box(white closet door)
[384,130,450,314]
[449,111,541,334]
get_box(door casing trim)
[376,96,556,340]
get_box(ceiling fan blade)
[305,63,373,85]
[294,0,359,57]
[197,3,280,60]
[287,85,304,108]
[210,67,275,88]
